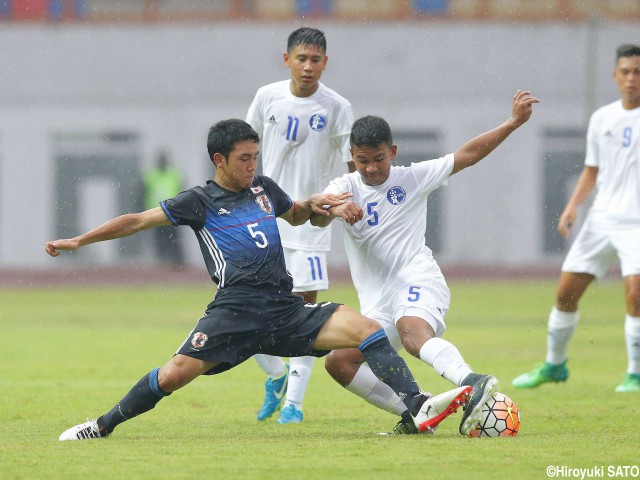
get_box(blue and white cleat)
[257,363,289,421]
[277,403,303,424]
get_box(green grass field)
[1,280,637,479]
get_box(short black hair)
[616,44,640,61]
[206,119,259,164]
[287,27,327,54]
[350,116,393,148]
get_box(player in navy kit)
[48,119,471,441]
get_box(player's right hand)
[45,239,79,257]
[557,207,577,238]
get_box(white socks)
[625,315,640,374]
[253,354,287,378]
[419,337,472,386]
[255,355,316,409]
[345,364,406,415]
[284,356,315,409]
[545,307,579,365]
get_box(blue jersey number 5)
[366,202,379,226]
[408,286,420,302]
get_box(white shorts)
[367,277,451,351]
[283,247,329,293]
[562,219,640,279]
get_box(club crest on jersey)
[309,114,327,131]
[255,194,273,214]
[191,332,208,349]
[387,186,407,205]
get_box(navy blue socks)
[98,368,171,435]
[359,329,423,416]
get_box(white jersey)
[325,154,454,316]
[585,100,640,226]
[247,80,353,251]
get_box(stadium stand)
[0,0,637,23]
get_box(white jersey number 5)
[247,223,268,249]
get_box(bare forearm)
[75,214,154,247]
[310,210,335,227]
[281,193,353,226]
[452,90,539,175]
[46,207,170,257]
[565,167,598,209]
[452,120,518,174]
[287,201,314,226]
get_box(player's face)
[214,140,259,191]
[614,55,640,108]
[284,44,327,97]
[351,144,397,186]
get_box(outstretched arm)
[557,166,598,238]
[280,192,353,226]
[45,207,171,257]
[451,90,540,175]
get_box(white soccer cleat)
[58,419,105,441]
[412,386,471,432]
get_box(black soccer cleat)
[459,373,500,435]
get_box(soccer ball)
[468,393,521,437]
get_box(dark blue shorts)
[176,287,341,375]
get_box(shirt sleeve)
[410,154,455,194]
[324,174,353,195]
[332,101,354,164]
[246,89,264,137]
[584,111,599,168]
[258,176,293,217]
[161,188,206,230]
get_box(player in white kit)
[246,27,355,423]
[311,90,539,434]
[513,44,640,393]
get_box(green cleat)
[614,373,640,393]
[512,361,569,388]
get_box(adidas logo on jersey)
[217,208,231,215]
[267,115,277,124]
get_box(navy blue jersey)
[161,175,294,292]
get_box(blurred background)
[1,0,637,284]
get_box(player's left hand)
[511,90,540,127]
[309,192,353,217]
[327,201,363,225]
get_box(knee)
[626,290,640,316]
[324,351,341,378]
[556,288,580,311]
[325,349,360,372]
[362,318,383,337]
[325,349,363,386]
[397,320,435,357]
[158,364,184,392]
[158,357,194,392]
[400,333,433,358]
